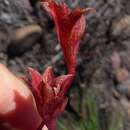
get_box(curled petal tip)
[27,67,42,79]
[27,67,35,73]
[65,74,74,80]
[55,74,73,95]
[42,66,54,84]
[46,66,53,70]
[82,8,96,14]
[27,67,42,90]
[42,66,54,77]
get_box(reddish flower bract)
[42,1,95,74]
[25,67,73,130]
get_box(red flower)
[42,1,95,74]
[25,67,73,130]
[0,1,94,130]
[0,64,73,130]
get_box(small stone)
[116,68,129,83]
[7,24,42,57]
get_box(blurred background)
[0,0,130,130]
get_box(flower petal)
[42,1,70,44]
[42,67,54,86]
[54,74,73,96]
[27,67,42,89]
[42,1,93,74]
